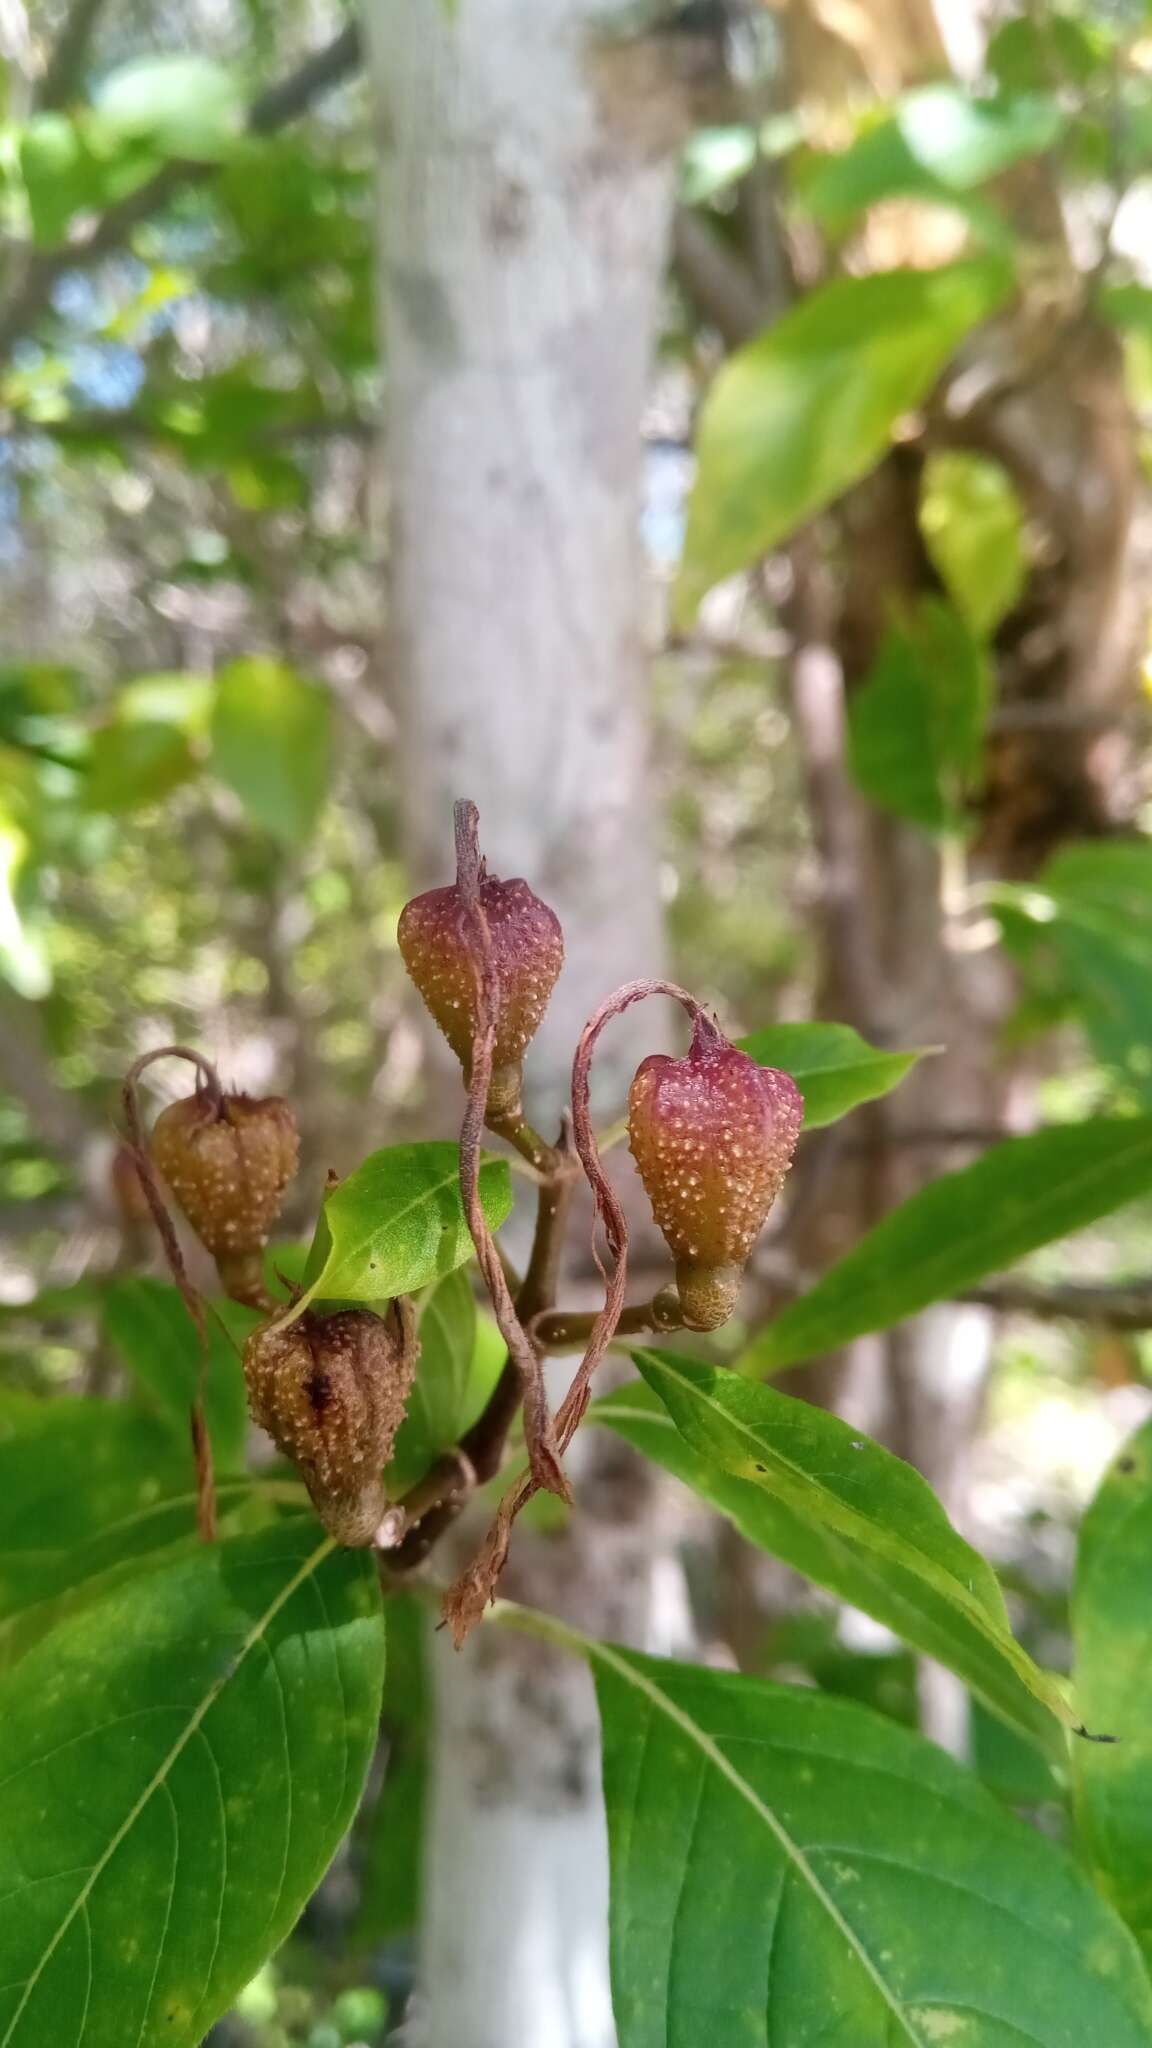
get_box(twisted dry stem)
[121,1045,222,1542]
[442,977,710,1643]
[453,800,570,1505]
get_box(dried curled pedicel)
[244,1307,415,1545]
[398,867,563,1116]
[151,1089,298,1305]
[628,1015,803,1331]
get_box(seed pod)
[151,1089,298,1305]
[628,1015,803,1331]
[244,1307,416,1546]
[398,869,563,1117]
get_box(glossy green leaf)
[745,1118,1152,1373]
[1073,1415,1152,1959]
[595,1354,1070,1746]
[848,597,989,833]
[919,450,1028,637]
[736,1021,925,1129]
[211,657,333,844]
[675,259,1011,623]
[102,1276,254,1473]
[298,1142,512,1312]
[576,1641,1152,2048]
[0,1519,384,2047]
[95,55,244,163]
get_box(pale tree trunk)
[362,4,702,2041]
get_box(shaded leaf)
[847,597,989,833]
[595,1355,1069,1747]
[745,1118,1152,1373]
[1073,1415,1152,1959]
[211,657,332,844]
[299,1142,512,1310]
[737,1021,925,1129]
[85,721,198,814]
[101,1276,254,1473]
[354,1593,429,1947]
[675,259,1011,623]
[0,1520,384,2046]
[576,1640,1152,2048]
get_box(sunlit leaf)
[298,1142,512,1311]
[95,55,244,163]
[737,1021,925,1129]
[595,1353,1071,1746]
[675,259,1012,623]
[919,450,1028,637]
[744,1117,1152,1372]
[0,1521,383,2047]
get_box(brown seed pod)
[398,868,563,1117]
[628,1015,803,1331]
[151,1089,299,1304]
[243,1306,416,1546]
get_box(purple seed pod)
[398,869,563,1116]
[628,1015,803,1330]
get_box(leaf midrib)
[765,1122,1152,1365]
[0,1532,335,2048]
[637,1356,1067,1732]
[590,1638,929,2048]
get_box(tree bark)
[363,4,699,2039]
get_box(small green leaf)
[597,1353,1070,1746]
[572,1640,1152,2048]
[101,1276,254,1473]
[405,1267,477,1455]
[1073,1416,1152,1959]
[920,450,1028,637]
[847,596,989,833]
[799,87,1060,233]
[211,657,332,844]
[745,1118,1152,1373]
[675,259,1012,624]
[300,1142,513,1308]
[736,1021,925,1129]
[18,115,87,245]
[94,55,244,163]
[0,1520,384,2047]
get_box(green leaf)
[354,1594,429,1946]
[0,1396,194,1643]
[101,1276,254,1473]
[799,88,1060,232]
[919,450,1028,637]
[405,1267,477,1455]
[746,1118,1152,1373]
[675,259,1011,624]
[575,1641,1152,2047]
[84,721,198,814]
[1073,1416,1152,1958]
[298,1142,513,1311]
[18,115,87,245]
[847,597,989,833]
[211,657,333,844]
[994,842,1152,1104]
[736,1021,925,1129]
[94,55,244,163]
[596,1354,1071,1746]
[0,1520,384,2047]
